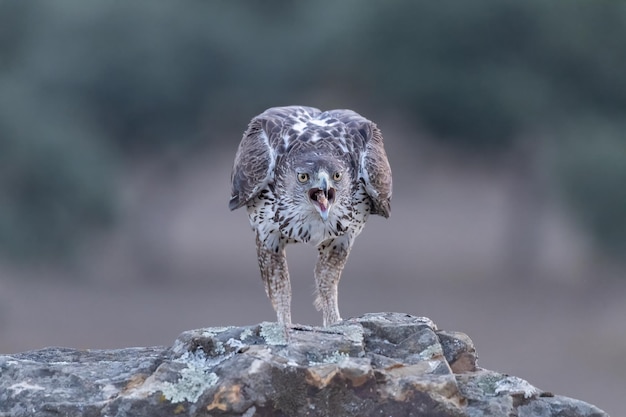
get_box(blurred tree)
[348,0,626,151]
[14,1,228,154]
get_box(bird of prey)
[229,106,392,332]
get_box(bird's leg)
[314,236,352,327]
[256,234,292,334]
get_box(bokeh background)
[1,1,625,414]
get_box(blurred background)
[0,0,624,414]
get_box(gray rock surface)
[0,312,608,417]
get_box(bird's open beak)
[308,175,335,221]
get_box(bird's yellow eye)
[333,172,342,181]
[297,172,309,183]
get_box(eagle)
[229,106,392,333]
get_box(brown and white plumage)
[229,106,392,331]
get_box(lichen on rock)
[159,350,220,403]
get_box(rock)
[0,312,608,417]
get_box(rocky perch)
[0,312,608,417]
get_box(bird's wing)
[229,106,321,210]
[325,109,393,217]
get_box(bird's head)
[285,157,350,222]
